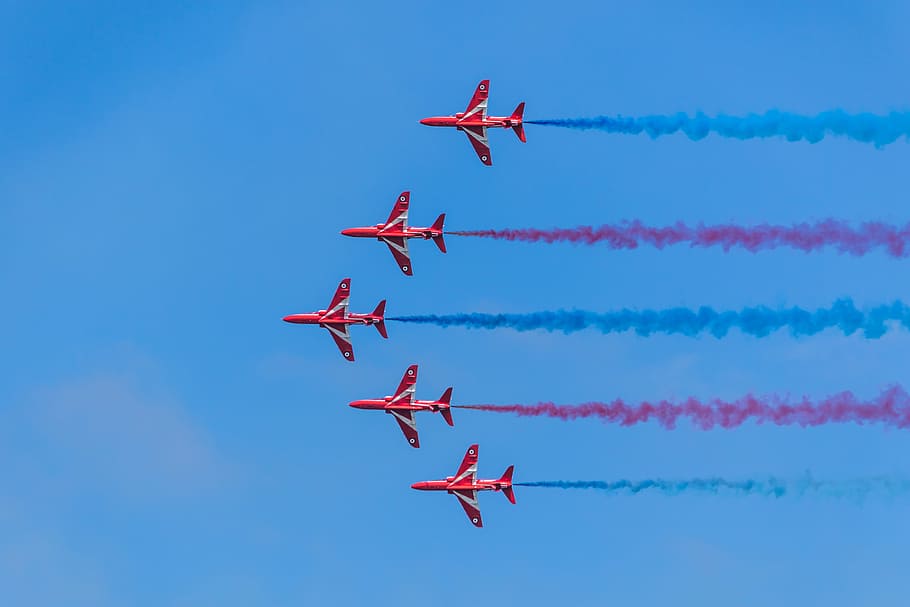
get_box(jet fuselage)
[349,396,449,412]
[419,113,519,129]
[410,477,512,494]
[282,311,381,327]
[340,225,441,240]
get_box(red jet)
[340,191,446,276]
[420,79,526,166]
[411,444,515,528]
[282,277,386,361]
[349,364,454,448]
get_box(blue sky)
[3,1,910,605]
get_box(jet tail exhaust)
[431,214,447,253]
[438,387,454,426]
[500,465,516,503]
[372,300,388,338]
[510,102,526,142]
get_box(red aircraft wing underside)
[462,79,489,121]
[389,408,420,448]
[381,192,410,231]
[462,126,492,166]
[453,444,479,484]
[380,236,413,275]
[390,365,418,405]
[323,278,351,320]
[452,489,483,527]
[324,323,354,361]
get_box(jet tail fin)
[441,408,454,427]
[431,214,447,253]
[500,465,516,504]
[438,387,454,426]
[510,102,526,143]
[502,485,516,504]
[372,300,388,338]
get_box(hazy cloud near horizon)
[12,373,223,500]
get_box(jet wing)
[462,80,489,121]
[389,365,418,405]
[380,192,409,232]
[380,236,413,275]
[324,323,354,361]
[452,444,479,485]
[452,489,483,527]
[323,278,350,320]
[389,409,420,448]
[462,126,492,166]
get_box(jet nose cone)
[410,482,422,490]
[340,228,355,236]
[282,315,295,323]
[419,118,431,126]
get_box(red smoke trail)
[455,386,910,429]
[447,220,910,257]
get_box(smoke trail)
[448,220,910,258]
[527,110,910,146]
[455,386,910,430]
[388,299,910,339]
[516,476,910,499]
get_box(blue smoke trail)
[388,299,910,339]
[516,476,910,499]
[527,111,910,146]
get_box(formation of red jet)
[341,191,446,275]
[412,444,515,528]
[285,80,524,526]
[282,278,386,361]
[420,79,526,166]
[348,364,453,447]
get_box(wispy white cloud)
[21,374,223,500]
[0,370,227,605]
[0,496,114,607]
